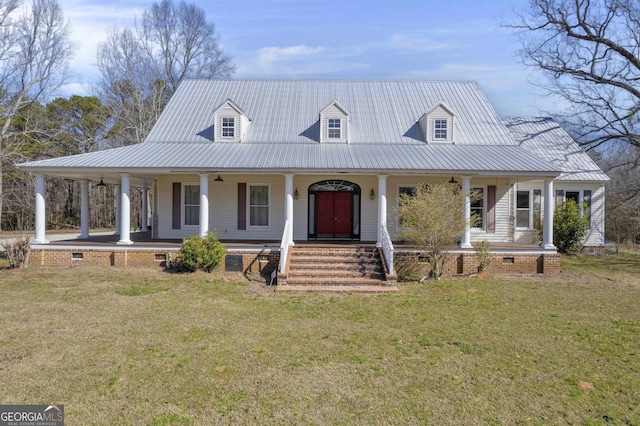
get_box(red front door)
[316,192,352,238]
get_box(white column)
[79,180,90,239]
[33,174,48,244]
[542,178,556,249]
[284,174,294,245]
[376,175,387,247]
[199,174,209,237]
[117,174,133,245]
[461,176,473,248]
[114,185,121,236]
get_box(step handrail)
[279,219,292,273]
[380,223,395,276]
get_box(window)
[184,184,200,226]
[533,189,542,229]
[583,190,592,228]
[222,117,235,138]
[327,118,341,138]
[516,189,542,229]
[516,190,530,228]
[249,185,269,227]
[398,186,417,227]
[471,188,484,229]
[560,189,592,229]
[434,119,448,139]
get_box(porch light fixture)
[96,178,107,187]
[448,177,458,184]
[214,174,224,182]
[370,188,376,200]
[294,188,299,200]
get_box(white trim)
[396,184,418,229]
[221,117,235,138]
[182,182,200,228]
[470,186,486,230]
[327,118,342,139]
[247,183,271,229]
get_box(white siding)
[386,176,512,244]
[514,180,605,246]
[157,174,285,240]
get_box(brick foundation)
[30,248,279,276]
[30,247,560,278]
[394,251,561,279]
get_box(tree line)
[0,0,234,232]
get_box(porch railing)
[380,223,395,276]
[279,219,292,274]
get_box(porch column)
[284,174,294,245]
[141,187,148,232]
[461,176,472,248]
[376,175,387,247]
[542,178,556,249]
[33,174,48,244]
[114,185,121,236]
[199,174,209,237]
[117,174,133,245]
[79,180,90,239]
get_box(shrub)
[475,240,492,273]
[1,235,32,269]
[179,232,226,272]
[554,199,589,255]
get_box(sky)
[56,0,549,117]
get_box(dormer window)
[417,101,456,143]
[320,101,349,143]
[222,117,235,138]
[212,99,250,143]
[434,119,448,140]
[328,118,341,138]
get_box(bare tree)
[508,0,640,156]
[96,0,234,146]
[0,0,74,230]
[397,183,477,280]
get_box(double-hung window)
[184,184,200,226]
[471,188,484,229]
[327,118,341,139]
[222,117,235,138]
[249,185,269,227]
[434,119,448,139]
[516,189,542,229]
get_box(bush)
[1,236,32,269]
[554,199,589,255]
[179,232,226,272]
[475,240,492,273]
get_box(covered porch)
[28,230,560,277]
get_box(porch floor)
[30,231,553,253]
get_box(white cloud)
[238,44,370,78]
[256,45,326,66]
[58,0,149,86]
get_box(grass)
[1,252,640,425]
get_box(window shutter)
[172,183,181,229]
[487,185,496,233]
[555,189,565,206]
[238,183,246,230]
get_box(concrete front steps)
[276,246,398,293]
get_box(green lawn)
[1,252,639,425]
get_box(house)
[19,80,608,281]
